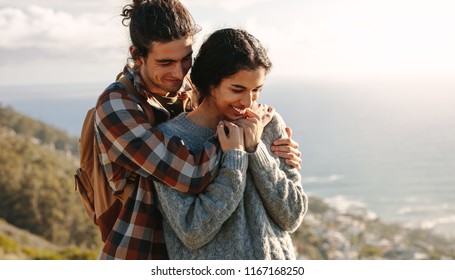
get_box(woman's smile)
[231,105,247,116]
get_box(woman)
[154,28,308,259]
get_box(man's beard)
[149,78,183,94]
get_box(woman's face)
[209,68,266,122]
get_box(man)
[95,0,302,259]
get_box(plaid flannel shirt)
[95,68,221,259]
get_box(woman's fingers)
[217,121,245,152]
[250,102,275,126]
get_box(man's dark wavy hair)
[121,0,199,60]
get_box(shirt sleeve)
[247,113,308,232]
[156,150,248,250]
[94,87,221,194]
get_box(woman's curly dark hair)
[190,28,272,104]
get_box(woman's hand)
[271,127,302,170]
[234,109,263,153]
[250,102,275,127]
[217,121,245,152]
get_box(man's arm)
[95,86,220,194]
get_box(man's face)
[138,36,193,96]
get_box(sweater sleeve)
[155,150,248,250]
[95,87,221,195]
[247,113,308,232]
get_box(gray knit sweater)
[155,113,308,260]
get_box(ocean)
[1,78,454,237]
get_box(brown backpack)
[74,75,193,241]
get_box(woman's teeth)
[232,106,246,114]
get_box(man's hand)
[271,127,302,170]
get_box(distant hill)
[0,103,79,156]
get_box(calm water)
[264,79,455,237]
[1,79,454,236]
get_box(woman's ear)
[208,85,217,99]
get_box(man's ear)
[129,45,136,57]
[129,45,143,65]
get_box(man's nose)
[173,63,185,80]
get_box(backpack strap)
[117,75,158,125]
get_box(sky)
[0,0,454,86]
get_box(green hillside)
[0,103,101,259]
[0,219,97,260]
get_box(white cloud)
[1,0,454,85]
[0,0,126,14]
[0,4,129,84]
[0,5,127,59]
[184,0,273,11]
[229,0,455,82]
